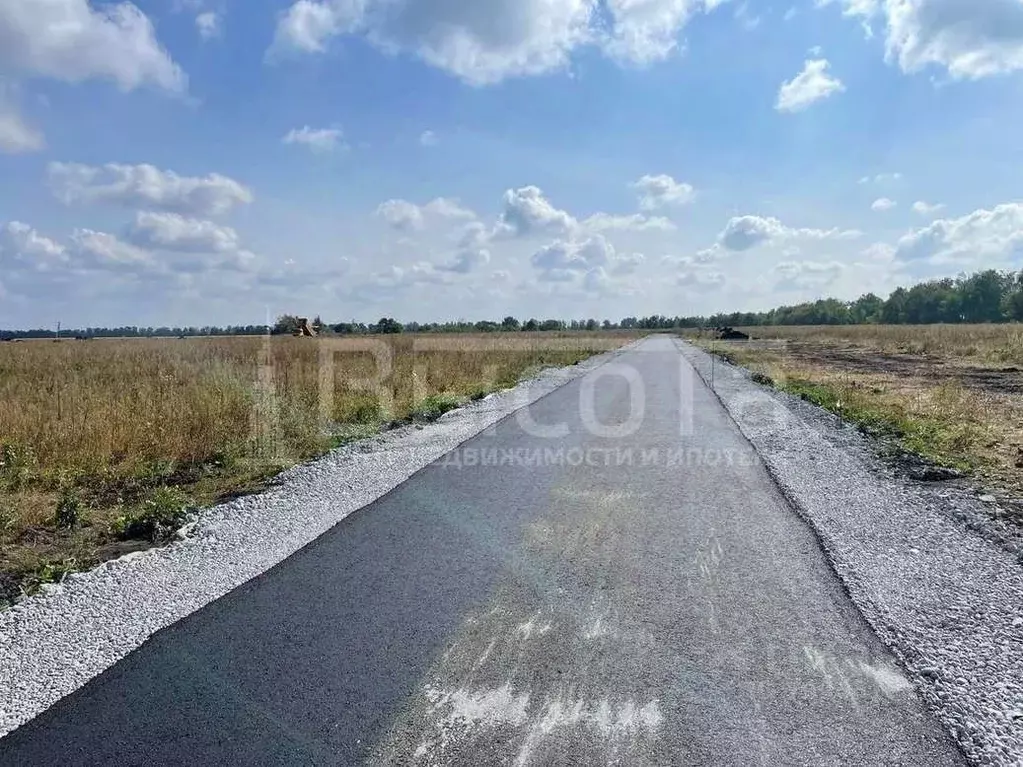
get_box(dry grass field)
[688,325,1023,520]
[735,324,1023,364]
[0,332,632,603]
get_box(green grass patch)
[779,378,981,472]
[25,558,79,593]
[409,393,463,422]
[328,423,383,449]
[332,394,385,426]
[113,486,195,543]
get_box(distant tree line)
[0,324,272,340]
[709,269,1023,328]
[3,269,1023,340]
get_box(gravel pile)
[0,342,634,739]
[677,340,1023,767]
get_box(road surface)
[0,337,963,765]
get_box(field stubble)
[0,332,630,603]
[689,324,1023,524]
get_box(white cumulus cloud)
[858,172,902,184]
[270,0,367,55]
[127,211,242,253]
[283,125,346,153]
[886,0,1023,78]
[498,186,578,237]
[583,212,676,232]
[718,214,861,251]
[611,252,645,275]
[532,234,613,272]
[894,203,1023,267]
[0,0,185,92]
[0,97,43,154]
[70,228,154,269]
[376,199,424,231]
[530,233,647,291]
[270,0,733,84]
[196,11,221,40]
[631,174,695,210]
[423,197,476,220]
[376,197,477,231]
[0,221,67,267]
[719,215,786,250]
[437,247,490,273]
[871,197,897,212]
[270,0,593,84]
[48,162,254,216]
[602,0,728,65]
[912,200,946,217]
[820,0,1023,79]
[74,223,253,275]
[776,58,845,112]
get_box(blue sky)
[2,0,1023,327]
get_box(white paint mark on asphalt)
[516,612,552,640]
[583,615,608,640]
[423,683,531,727]
[412,682,663,765]
[856,660,913,695]
[695,531,724,582]
[803,646,861,708]
[474,639,497,670]
[804,646,912,700]
[513,693,663,766]
[414,683,531,762]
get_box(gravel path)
[0,342,635,739]
[676,340,1023,767]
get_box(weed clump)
[114,487,194,542]
[410,393,463,422]
[0,444,36,492]
[32,559,78,589]
[54,490,82,531]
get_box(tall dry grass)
[0,332,629,600]
[0,333,623,477]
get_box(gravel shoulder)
[676,339,1023,767]
[0,342,636,739]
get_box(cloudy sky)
[2,0,1023,327]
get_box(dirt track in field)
[779,342,1023,396]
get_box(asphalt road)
[0,336,963,766]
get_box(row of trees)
[0,324,272,340]
[271,270,1023,334]
[698,270,1023,328]
[270,315,613,336]
[4,269,1023,339]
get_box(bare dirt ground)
[783,343,1023,396]
[688,328,1023,529]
